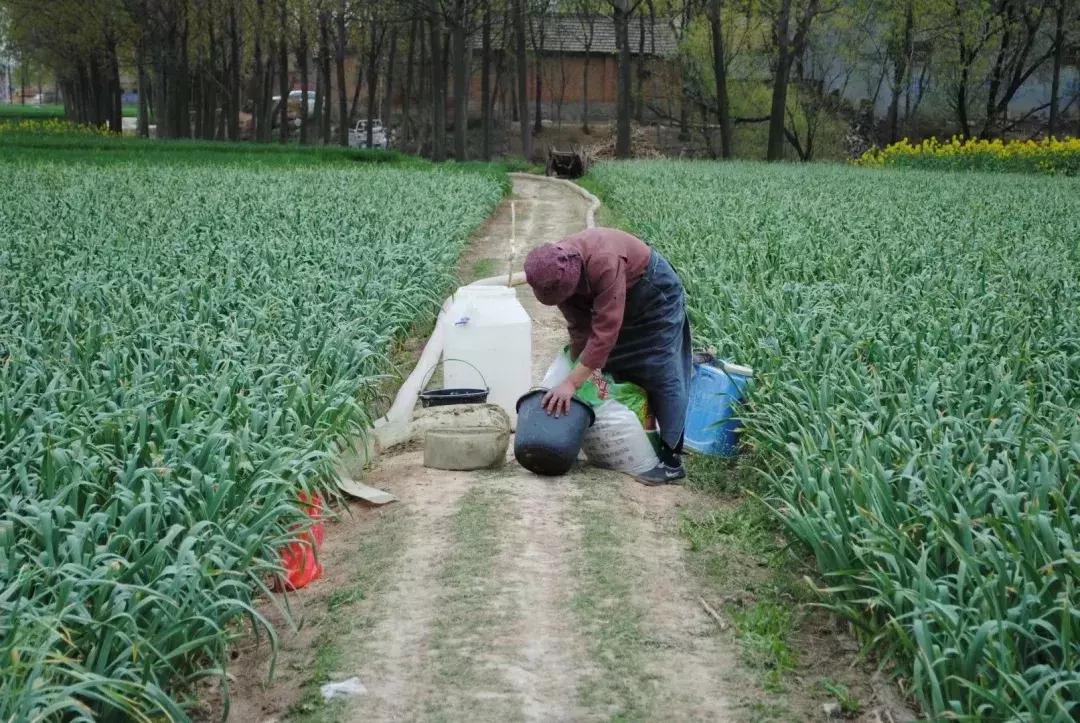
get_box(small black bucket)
[418,358,489,408]
[514,389,595,476]
[419,387,489,407]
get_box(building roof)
[475,14,679,58]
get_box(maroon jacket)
[556,228,652,370]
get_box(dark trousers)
[602,250,692,459]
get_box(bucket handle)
[420,357,489,392]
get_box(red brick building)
[468,15,680,122]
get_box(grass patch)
[820,679,864,717]
[0,104,140,121]
[471,258,497,278]
[570,478,652,720]
[0,131,518,194]
[285,508,410,722]
[0,103,66,120]
[732,600,797,692]
[573,176,625,229]
[679,492,802,694]
[427,485,514,719]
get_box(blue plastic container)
[684,358,753,457]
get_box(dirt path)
[222,176,740,723]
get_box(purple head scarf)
[524,243,582,306]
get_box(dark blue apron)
[603,250,692,453]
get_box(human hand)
[542,380,577,417]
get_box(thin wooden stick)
[507,200,516,287]
[699,596,725,626]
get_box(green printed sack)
[541,347,661,473]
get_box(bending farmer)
[523,228,692,486]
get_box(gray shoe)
[633,461,686,486]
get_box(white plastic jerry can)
[443,285,532,427]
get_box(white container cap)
[720,362,754,378]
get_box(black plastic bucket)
[418,358,490,408]
[514,389,595,476]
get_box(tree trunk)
[384,27,399,132]
[153,51,167,137]
[350,61,363,123]
[336,0,349,146]
[90,54,106,126]
[557,41,566,127]
[404,19,418,145]
[264,41,278,140]
[635,9,646,122]
[366,26,381,146]
[313,52,323,142]
[429,10,447,161]
[452,8,468,160]
[19,58,28,105]
[279,0,290,143]
[481,3,493,160]
[418,23,431,153]
[107,41,122,134]
[205,0,219,141]
[254,0,266,141]
[614,0,633,159]
[954,5,973,139]
[708,0,732,157]
[137,42,150,137]
[957,65,971,138]
[177,20,192,138]
[887,0,914,143]
[533,54,543,134]
[982,6,1014,138]
[1048,0,1066,136]
[299,17,311,144]
[514,0,531,159]
[228,1,241,141]
[194,63,205,139]
[766,0,793,161]
[320,10,333,144]
[582,42,591,134]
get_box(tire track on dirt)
[341,176,595,723]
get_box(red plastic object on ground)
[272,492,325,592]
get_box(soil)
[214,176,910,723]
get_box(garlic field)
[0,161,503,720]
[589,161,1080,721]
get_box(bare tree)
[980,0,1055,138]
[382,24,398,127]
[1047,0,1067,134]
[528,0,549,135]
[228,0,241,139]
[514,0,531,158]
[572,0,599,134]
[297,0,312,144]
[279,0,290,142]
[885,0,914,142]
[429,0,447,160]
[335,0,348,145]
[319,5,333,143]
[449,0,473,159]
[402,17,418,144]
[948,0,997,138]
[707,0,733,157]
[362,11,388,147]
[763,0,825,161]
[607,0,646,158]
